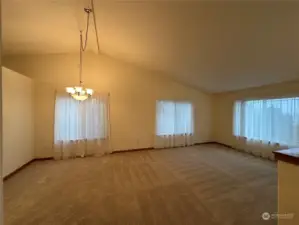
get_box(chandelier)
[66,8,94,101]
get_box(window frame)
[54,95,107,142]
[155,100,194,136]
[233,97,299,146]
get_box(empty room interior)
[1,0,299,224]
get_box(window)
[234,97,299,146]
[54,95,108,142]
[156,101,193,135]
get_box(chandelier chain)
[65,6,94,101]
[81,9,91,52]
[79,8,92,85]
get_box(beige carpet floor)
[4,144,277,225]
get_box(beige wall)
[212,80,299,147]
[3,53,212,158]
[2,67,34,176]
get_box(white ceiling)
[3,0,299,92]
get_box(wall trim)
[112,147,154,154]
[35,157,54,161]
[194,141,233,149]
[5,142,268,180]
[194,141,217,145]
[3,159,34,181]
[3,157,53,181]
[112,143,223,153]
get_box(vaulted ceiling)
[3,0,299,92]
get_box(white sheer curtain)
[233,97,299,159]
[54,92,111,159]
[155,101,194,148]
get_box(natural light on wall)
[233,97,299,146]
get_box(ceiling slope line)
[96,52,211,95]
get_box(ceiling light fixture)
[66,8,94,101]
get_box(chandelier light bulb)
[71,94,89,101]
[86,89,93,95]
[66,87,76,94]
[75,86,83,92]
[66,86,93,101]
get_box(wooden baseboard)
[113,143,222,153]
[194,141,217,145]
[214,142,234,149]
[112,144,208,153]
[35,157,54,161]
[112,147,154,154]
[3,157,54,181]
[3,159,35,181]
[114,142,233,154]
[194,141,233,149]
[3,143,236,180]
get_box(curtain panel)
[233,97,299,160]
[54,92,111,159]
[154,134,194,149]
[155,101,194,148]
